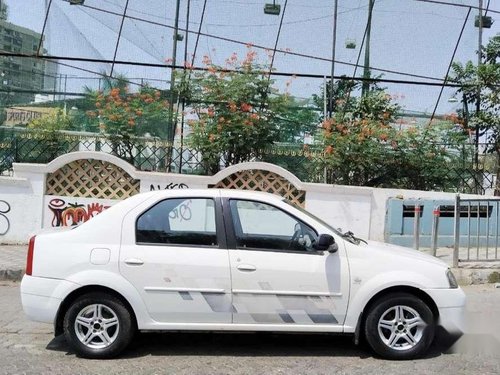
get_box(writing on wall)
[150,182,189,191]
[48,198,110,227]
[0,200,11,235]
[5,107,55,126]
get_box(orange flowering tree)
[179,47,302,173]
[319,89,470,189]
[87,84,169,163]
[320,90,400,185]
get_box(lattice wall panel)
[46,159,140,199]
[212,169,305,207]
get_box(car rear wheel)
[63,292,135,358]
[364,293,435,360]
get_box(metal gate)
[453,195,500,267]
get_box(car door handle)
[124,258,144,266]
[237,264,256,272]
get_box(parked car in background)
[21,189,465,359]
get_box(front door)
[225,198,348,328]
[119,195,232,323]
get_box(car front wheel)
[63,292,135,358]
[364,293,435,360]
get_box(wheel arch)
[55,285,138,336]
[353,285,439,345]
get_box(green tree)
[180,48,312,174]
[318,87,470,190]
[319,89,400,186]
[274,97,320,144]
[27,109,75,161]
[312,77,360,118]
[449,34,500,193]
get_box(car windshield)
[282,199,343,237]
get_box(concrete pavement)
[0,245,26,281]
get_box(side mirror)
[313,234,338,253]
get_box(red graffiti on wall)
[48,199,110,227]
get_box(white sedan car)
[21,189,464,359]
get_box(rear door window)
[136,198,217,246]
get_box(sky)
[6,0,500,115]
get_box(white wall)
[0,152,485,245]
[0,176,43,243]
[304,184,373,239]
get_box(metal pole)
[169,0,182,144]
[430,206,440,257]
[328,0,338,118]
[323,74,327,183]
[362,0,374,96]
[475,0,483,190]
[453,194,461,267]
[179,0,190,174]
[413,203,421,250]
[323,75,327,119]
[63,74,67,102]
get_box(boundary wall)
[0,151,483,244]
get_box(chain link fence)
[0,127,495,194]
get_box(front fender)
[344,270,436,331]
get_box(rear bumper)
[20,275,79,324]
[423,287,466,335]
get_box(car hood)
[359,240,449,268]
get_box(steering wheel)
[288,223,302,249]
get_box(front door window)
[229,199,317,252]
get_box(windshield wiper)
[342,231,368,245]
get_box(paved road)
[1,283,499,375]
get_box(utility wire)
[485,0,491,16]
[37,0,53,56]
[110,0,130,77]
[1,52,489,88]
[337,0,374,119]
[426,6,472,130]
[190,0,208,67]
[79,2,446,83]
[414,0,499,15]
[268,0,289,82]
[79,7,163,61]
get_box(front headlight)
[446,268,458,289]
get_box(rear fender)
[64,270,152,328]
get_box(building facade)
[0,18,56,106]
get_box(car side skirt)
[137,322,344,332]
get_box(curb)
[453,268,500,286]
[0,268,24,282]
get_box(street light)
[264,1,281,15]
[64,0,85,5]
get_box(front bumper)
[20,275,79,324]
[424,287,466,335]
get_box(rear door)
[119,192,232,324]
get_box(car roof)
[140,188,284,203]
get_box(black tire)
[364,293,435,360]
[63,292,135,358]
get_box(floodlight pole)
[362,0,374,96]
[168,0,182,170]
[328,0,338,118]
[475,0,483,181]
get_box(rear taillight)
[26,236,36,276]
